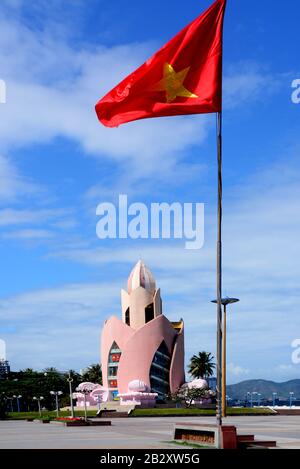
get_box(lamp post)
[251,391,258,407]
[50,391,63,417]
[76,384,94,422]
[226,395,231,408]
[272,392,277,407]
[6,396,13,413]
[67,373,75,418]
[33,396,44,417]
[289,392,295,408]
[94,394,102,413]
[211,297,240,417]
[13,395,22,413]
[257,393,261,407]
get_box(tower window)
[108,341,122,391]
[150,341,171,400]
[145,303,154,323]
[125,307,130,325]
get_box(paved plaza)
[0,416,300,449]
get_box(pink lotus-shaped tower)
[101,260,185,400]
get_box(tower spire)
[127,260,156,295]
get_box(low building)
[208,377,217,390]
[0,359,10,378]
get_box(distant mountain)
[227,379,300,400]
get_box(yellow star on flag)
[153,63,198,103]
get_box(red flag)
[95,0,226,128]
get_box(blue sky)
[0,0,299,384]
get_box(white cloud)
[0,281,120,370]
[0,155,39,201]
[2,228,55,240]
[0,10,210,176]
[51,218,78,230]
[223,61,283,109]
[277,364,296,372]
[0,9,280,181]
[0,207,79,245]
[43,152,300,378]
[227,363,249,377]
[0,3,297,378]
[0,208,72,226]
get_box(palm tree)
[188,352,215,380]
[82,364,102,385]
[43,367,59,373]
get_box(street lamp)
[33,396,44,417]
[272,392,277,407]
[257,393,261,407]
[67,373,75,418]
[289,392,295,408]
[50,391,63,417]
[226,395,232,407]
[94,394,102,413]
[13,395,22,413]
[211,296,240,417]
[5,396,13,413]
[76,384,94,422]
[251,391,258,407]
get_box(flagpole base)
[173,423,237,449]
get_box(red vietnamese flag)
[95,0,226,128]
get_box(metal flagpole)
[222,303,226,418]
[215,0,227,444]
[216,111,223,430]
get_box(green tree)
[43,367,59,374]
[0,365,103,413]
[66,369,82,388]
[82,364,102,384]
[171,387,209,408]
[21,368,36,374]
[0,368,69,412]
[188,352,215,380]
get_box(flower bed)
[53,417,88,426]
[51,417,111,427]
[55,417,83,422]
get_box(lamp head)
[211,296,240,306]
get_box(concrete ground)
[0,415,300,449]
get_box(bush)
[170,386,216,408]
